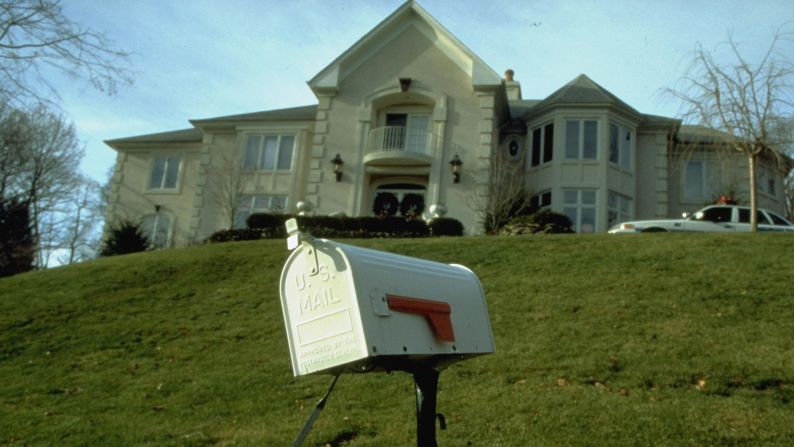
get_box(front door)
[372,183,427,218]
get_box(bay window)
[563,189,597,233]
[609,123,633,170]
[530,123,554,167]
[607,192,633,228]
[565,120,598,160]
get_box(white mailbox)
[279,221,495,377]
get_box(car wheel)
[641,227,667,233]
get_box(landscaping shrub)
[101,220,150,256]
[0,199,35,278]
[212,213,467,243]
[205,228,271,243]
[246,213,289,230]
[501,209,574,235]
[428,217,464,236]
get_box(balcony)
[364,126,438,166]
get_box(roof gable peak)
[308,1,500,94]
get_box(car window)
[739,208,770,225]
[701,207,732,223]
[767,211,792,226]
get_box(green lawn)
[1,234,793,446]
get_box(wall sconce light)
[331,153,344,182]
[449,154,463,183]
[154,204,161,213]
[399,77,412,92]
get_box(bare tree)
[665,27,794,231]
[207,150,252,229]
[57,176,101,264]
[0,104,83,266]
[0,0,132,107]
[472,146,530,234]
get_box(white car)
[609,205,794,233]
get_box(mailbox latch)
[285,218,320,276]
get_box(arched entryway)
[370,178,427,218]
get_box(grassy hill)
[1,234,793,446]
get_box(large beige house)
[106,1,788,248]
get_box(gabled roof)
[190,105,317,125]
[105,128,203,147]
[677,125,734,144]
[106,105,318,149]
[520,74,641,119]
[308,0,501,93]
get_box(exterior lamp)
[399,77,412,92]
[449,154,462,183]
[331,153,344,182]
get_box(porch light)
[331,153,344,182]
[449,154,462,183]
[154,204,161,212]
[399,77,412,92]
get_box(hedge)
[205,214,465,243]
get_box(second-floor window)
[384,113,430,153]
[148,155,181,190]
[565,120,598,160]
[530,123,554,167]
[684,161,705,201]
[609,123,632,170]
[243,135,295,171]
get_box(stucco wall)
[309,23,490,234]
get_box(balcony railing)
[367,126,439,156]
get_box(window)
[530,123,554,167]
[563,189,597,233]
[760,167,776,196]
[738,208,771,225]
[148,155,181,190]
[383,113,430,153]
[609,123,632,170]
[141,213,171,248]
[607,192,632,228]
[234,194,288,228]
[698,206,732,223]
[684,161,704,200]
[565,120,598,160]
[243,135,295,171]
[767,211,791,226]
[529,190,551,211]
[373,183,426,217]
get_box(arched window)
[141,212,172,249]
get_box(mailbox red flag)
[385,295,455,342]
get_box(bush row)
[205,214,464,243]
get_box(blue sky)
[56,0,793,183]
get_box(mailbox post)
[279,219,494,445]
